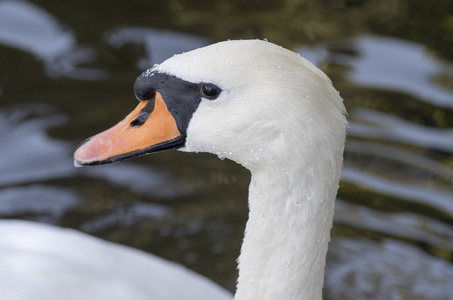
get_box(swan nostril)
[130,111,149,127]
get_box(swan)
[74,39,346,299]
[2,39,346,300]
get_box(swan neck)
[235,160,340,300]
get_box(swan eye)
[199,83,221,100]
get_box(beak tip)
[73,159,84,168]
[73,148,90,167]
[73,137,99,167]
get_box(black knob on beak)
[134,75,157,101]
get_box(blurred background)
[1,0,453,299]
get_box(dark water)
[1,0,453,298]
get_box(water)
[1,0,453,298]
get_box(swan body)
[4,39,346,300]
[0,220,232,300]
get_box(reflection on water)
[0,105,72,187]
[349,108,453,151]
[0,0,453,299]
[79,201,171,233]
[0,185,78,223]
[326,238,453,299]
[300,35,453,108]
[335,200,453,250]
[348,36,453,108]
[107,28,209,70]
[342,167,453,215]
[85,163,190,198]
[0,0,107,80]
[346,140,453,180]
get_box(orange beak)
[74,92,182,166]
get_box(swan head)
[74,40,346,171]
